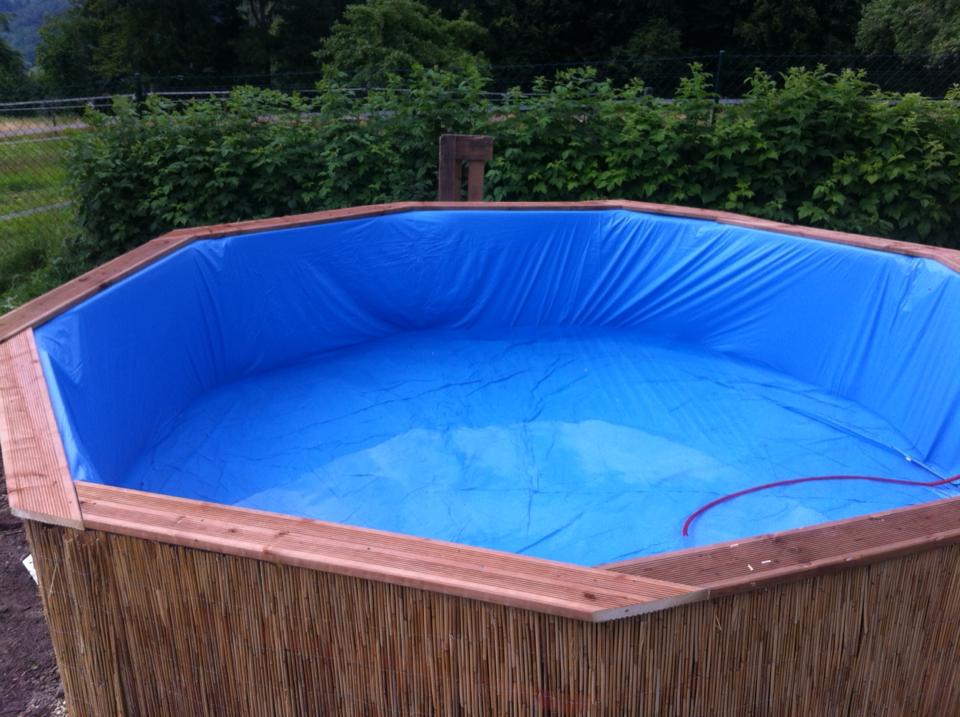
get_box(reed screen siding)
[7,202,960,716]
[26,521,960,716]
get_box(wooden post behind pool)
[438,134,493,201]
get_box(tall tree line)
[5,0,959,95]
[0,12,29,96]
[35,0,351,87]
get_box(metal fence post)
[134,73,145,115]
[716,50,725,100]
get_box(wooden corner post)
[437,134,494,201]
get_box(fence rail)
[1,51,959,310]
[3,51,960,106]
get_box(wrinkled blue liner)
[35,210,960,565]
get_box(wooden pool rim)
[3,200,960,625]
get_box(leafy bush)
[485,65,960,247]
[68,68,487,265]
[66,63,960,278]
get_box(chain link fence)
[1,52,959,307]
[0,95,82,308]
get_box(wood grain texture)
[3,199,959,620]
[451,135,494,162]
[436,136,462,201]
[0,330,81,528]
[603,495,960,595]
[2,200,956,342]
[466,161,485,201]
[0,202,418,342]
[76,482,701,622]
[27,521,960,716]
[437,135,493,201]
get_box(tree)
[271,0,350,71]
[619,18,684,57]
[0,0,70,66]
[732,0,863,53]
[462,0,643,64]
[35,4,99,90]
[85,0,242,78]
[856,0,960,59]
[315,0,487,85]
[35,0,351,88]
[233,0,349,73]
[0,12,30,99]
[36,0,244,91]
[440,0,861,67]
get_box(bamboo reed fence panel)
[76,481,701,621]
[26,521,960,716]
[7,200,960,715]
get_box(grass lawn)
[0,123,83,310]
[0,135,72,217]
[0,205,76,312]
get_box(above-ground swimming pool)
[32,206,960,564]
[4,201,960,715]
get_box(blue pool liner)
[34,210,960,564]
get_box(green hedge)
[67,64,960,272]
[486,66,960,246]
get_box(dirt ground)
[0,468,65,717]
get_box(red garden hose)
[681,472,960,536]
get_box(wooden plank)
[0,233,194,343]
[466,162,485,201]
[586,200,960,269]
[437,136,461,201]
[0,202,592,341]
[437,135,493,200]
[0,202,425,342]
[76,482,703,622]
[2,200,957,343]
[454,135,493,162]
[0,330,82,528]
[603,495,960,596]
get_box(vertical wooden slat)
[437,135,461,201]
[466,161,485,201]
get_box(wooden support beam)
[1,200,958,344]
[438,134,493,201]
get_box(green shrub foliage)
[486,66,960,246]
[69,64,960,271]
[68,68,487,262]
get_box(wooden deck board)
[0,330,81,528]
[603,496,960,595]
[76,482,703,622]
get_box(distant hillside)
[0,0,69,66]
